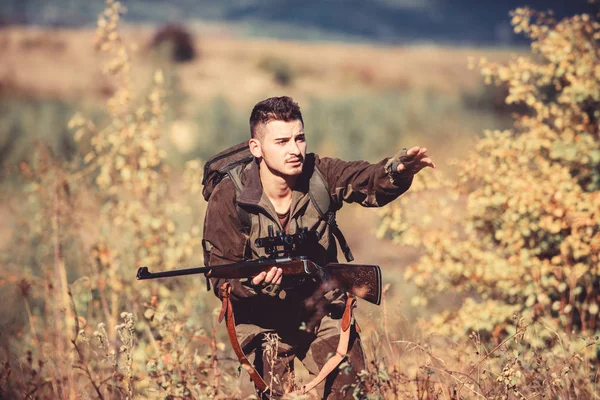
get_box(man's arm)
[315,146,434,208]
[202,178,281,300]
[202,178,257,300]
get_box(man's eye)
[297,136,306,142]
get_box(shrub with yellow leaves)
[376,2,599,397]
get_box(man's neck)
[259,163,297,213]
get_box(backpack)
[202,142,354,262]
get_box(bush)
[372,5,600,397]
[378,0,600,369]
[149,23,197,63]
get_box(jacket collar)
[237,158,312,218]
[236,160,262,206]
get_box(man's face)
[252,119,307,177]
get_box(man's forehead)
[261,119,304,138]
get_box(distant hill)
[0,0,595,45]
[219,0,597,44]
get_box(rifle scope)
[254,227,318,249]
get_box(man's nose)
[288,140,301,155]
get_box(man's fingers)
[406,146,421,157]
[274,268,283,285]
[264,267,277,283]
[411,148,428,161]
[252,271,266,285]
[397,151,436,173]
[252,267,283,285]
[406,147,428,160]
[421,157,435,168]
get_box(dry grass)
[0,25,520,108]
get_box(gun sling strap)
[218,281,359,397]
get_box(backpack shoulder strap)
[203,153,253,292]
[226,164,252,238]
[307,155,354,262]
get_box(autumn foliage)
[1,1,600,399]
[1,1,221,398]
[378,3,600,397]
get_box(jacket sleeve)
[314,151,414,209]
[202,179,260,301]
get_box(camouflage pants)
[235,314,365,399]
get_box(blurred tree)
[149,23,197,63]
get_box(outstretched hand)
[396,146,435,175]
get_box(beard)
[264,153,305,178]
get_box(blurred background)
[0,0,591,303]
[1,1,598,398]
[0,0,591,167]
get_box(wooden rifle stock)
[137,257,382,305]
[325,263,382,306]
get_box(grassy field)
[0,25,518,103]
[0,25,518,164]
[5,21,579,399]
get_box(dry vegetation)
[1,0,599,399]
[0,24,517,106]
[0,16,519,170]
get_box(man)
[202,96,434,399]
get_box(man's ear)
[249,138,262,158]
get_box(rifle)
[136,227,382,305]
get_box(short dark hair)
[249,96,303,138]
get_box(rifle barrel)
[136,265,212,280]
[136,256,302,280]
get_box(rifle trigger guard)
[302,259,310,274]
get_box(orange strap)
[218,282,275,395]
[294,296,357,394]
[218,282,356,397]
